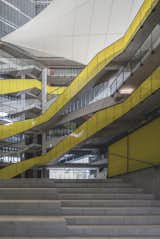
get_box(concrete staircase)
[0,178,160,238]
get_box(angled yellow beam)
[0,0,158,140]
[0,67,159,178]
[0,79,66,95]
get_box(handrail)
[0,0,158,140]
[0,66,159,178]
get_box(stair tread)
[0,238,160,239]
[0,187,141,190]
[63,206,160,209]
[67,215,160,218]
[70,224,160,228]
[1,238,159,239]
[0,200,60,203]
[60,192,153,196]
[0,216,65,221]
[0,178,159,237]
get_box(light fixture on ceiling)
[119,87,134,94]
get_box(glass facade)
[0,0,51,38]
[35,0,52,14]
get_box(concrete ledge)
[0,201,61,215]
[0,216,69,237]
[121,167,160,199]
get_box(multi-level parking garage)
[0,1,160,237]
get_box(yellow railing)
[0,0,158,140]
[0,79,66,95]
[0,67,159,178]
[108,117,160,177]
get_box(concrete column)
[42,130,47,155]
[41,68,47,155]
[42,68,48,113]
[21,73,26,120]
[32,167,38,178]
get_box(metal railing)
[65,24,160,115]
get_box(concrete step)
[0,188,58,200]
[1,216,160,237]
[62,199,160,207]
[57,187,143,194]
[59,193,154,200]
[0,199,160,216]
[0,216,69,237]
[0,181,131,188]
[69,225,160,236]
[66,215,160,225]
[0,188,146,199]
[49,178,124,183]
[1,237,160,239]
[62,206,160,215]
[0,178,124,185]
[0,200,61,215]
[54,182,133,188]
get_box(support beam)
[42,68,48,113]
[42,131,47,155]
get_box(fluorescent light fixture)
[0,112,8,117]
[119,87,134,94]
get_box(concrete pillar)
[41,68,48,155]
[32,167,38,178]
[42,68,48,113]
[20,74,26,167]
[42,130,47,155]
[21,73,26,120]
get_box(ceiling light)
[119,87,134,94]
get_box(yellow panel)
[0,79,66,95]
[108,116,160,177]
[0,67,159,178]
[0,0,158,140]
[108,137,128,177]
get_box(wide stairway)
[0,178,160,238]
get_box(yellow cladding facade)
[0,79,66,95]
[108,117,160,177]
[0,0,158,140]
[0,67,159,178]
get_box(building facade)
[0,0,51,38]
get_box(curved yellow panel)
[0,0,158,140]
[0,79,66,95]
[0,67,159,178]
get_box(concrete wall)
[122,167,160,199]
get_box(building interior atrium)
[0,0,160,237]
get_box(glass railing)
[0,66,159,178]
[0,96,41,122]
[0,57,43,73]
[0,134,26,164]
[47,122,77,140]
[65,23,160,115]
[0,0,158,141]
[110,23,160,95]
[49,68,82,77]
